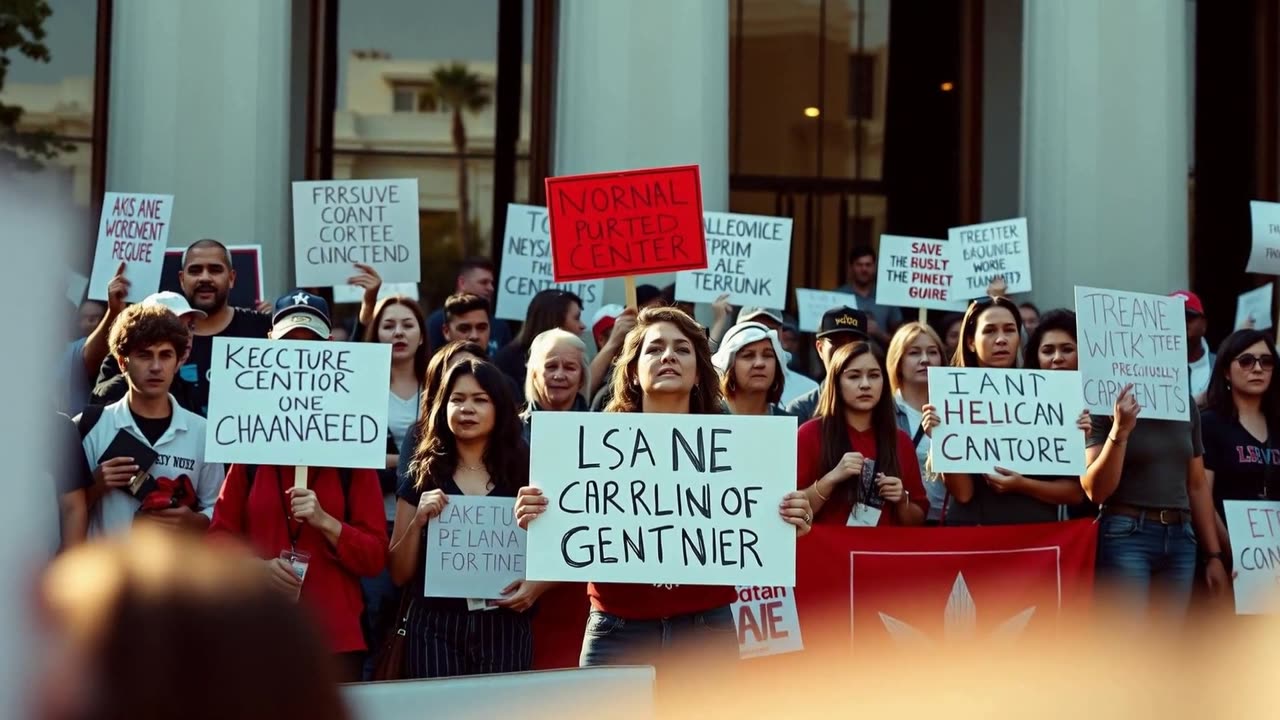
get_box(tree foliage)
[0,0,72,171]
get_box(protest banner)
[1224,500,1280,615]
[496,203,603,322]
[733,585,804,659]
[794,288,859,332]
[203,337,390,468]
[88,192,174,303]
[292,179,421,287]
[949,217,1031,295]
[544,165,707,283]
[1235,283,1274,331]
[161,245,264,307]
[425,496,526,600]
[927,367,1086,475]
[526,412,797,586]
[1247,200,1280,275]
[876,235,967,312]
[674,212,792,309]
[332,281,419,305]
[1074,286,1188,422]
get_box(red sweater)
[208,464,387,653]
[796,419,929,525]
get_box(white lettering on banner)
[948,217,1031,294]
[426,496,526,600]
[732,585,804,658]
[1074,286,1188,422]
[1235,283,1275,331]
[1246,200,1280,275]
[876,235,968,311]
[794,288,860,333]
[204,337,390,468]
[675,211,792,309]
[526,412,797,586]
[1224,500,1280,615]
[88,192,174,303]
[927,368,1086,475]
[292,179,421,287]
[495,203,603,322]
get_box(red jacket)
[209,464,387,653]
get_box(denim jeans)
[1095,513,1198,622]
[579,605,739,670]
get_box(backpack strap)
[75,405,105,440]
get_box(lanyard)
[280,469,304,551]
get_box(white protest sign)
[425,496,526,600]
[204,337,391,468]
[527,412,797,586]
[88,192,174,303]
[732,585,803,659]
[66,271,89,307]
[1235,283,1274,331]
[332,282,420,305]
[292,179,421,287]
[1246,201,1280,275]
[675,212,792,309]
[950,217,1031,295]
[1224,500,1280,615]
[794,288,859,333]
[495,204,603,322]
[927,367,1086,475]
[1074,286,1189,422]
[876,235,967,311]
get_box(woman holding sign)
[711,320,792,416]
[514,306,813,670]
[389,359,542,678]
[886,322,947,524]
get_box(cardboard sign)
[425,496,526,600]
[1236,283,1274,331]
[1247,201,1280,275]
[876,235,968,311]
[949,218,1031,295]
[927,367,1086,475]
[292,179,421,287]
[1075,286,1188,422]
[674,212,792,309]
[160,245,264,307]
[1224,500,1280,615]
[526,412,797,586]
[88,193,174,303]
[496,204,604,322]
[204,337,391,468]
[332,282,419,305]
[544,165,707,282]
[794,288,859,333]
[732,585,803,658]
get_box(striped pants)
[404,601,533,679]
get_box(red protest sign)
[544,165,707,282]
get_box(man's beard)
[186,285,228,312]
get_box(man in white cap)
[87,292,207,412]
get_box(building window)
[391,87,417,113]
[848,53,875,120]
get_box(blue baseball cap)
[271,289,331,339]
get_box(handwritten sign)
[794,288,859,333]
[1224,500,1280,614]
[927,367,1086,475]
[674,212,792,309]
[545,165,707,282]
[526,412,797,586]
[1247,201,1280,275]
[292,179,421,287]
[204,338,390,468]
[732,585,803,658]
[88,192,174,303]
[950,217,1031,295]
[876,235,967,311]
[425,496,526,600]
[495,203,603,322]
[1236,283,1274,331]
[1074,286,1188,422]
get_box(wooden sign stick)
[294,465,308,491]
[919,307,929,326]
[624,275,638,311]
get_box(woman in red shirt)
[515,306,813,670]
[798,341,928,526]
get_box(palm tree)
[421,62,491,255]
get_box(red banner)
[544,165,707,282]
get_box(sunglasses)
[1235,354,1276,371]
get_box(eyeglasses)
[1235,354,1276,371]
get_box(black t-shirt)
[943,474,1064,526]
[54,412,93,496]
[1201,409,1280,514]
[131,409,173,446]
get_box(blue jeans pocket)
[585,611,626,638]
[695,606,737,634]
[1182,523,1198,545]
[1101,515,1139,539]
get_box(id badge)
[847,459,883,527]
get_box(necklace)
[458,462,487,473]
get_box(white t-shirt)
[1188,338,1214,399]
[896,393,943,522]
[385,389,421,521]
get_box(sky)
[6,0,98,84]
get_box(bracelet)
[1108,435,1126,445]
[814,481,830,502]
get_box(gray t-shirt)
[784,384,822,420]
[943,475,1064,526]
[1085,400,1203,510]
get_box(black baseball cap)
[271,289,332,339]
[817,306,870,340]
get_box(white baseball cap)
[141,291,207,320]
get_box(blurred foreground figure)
[37,526,350,720]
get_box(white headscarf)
[711,321,787,391]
